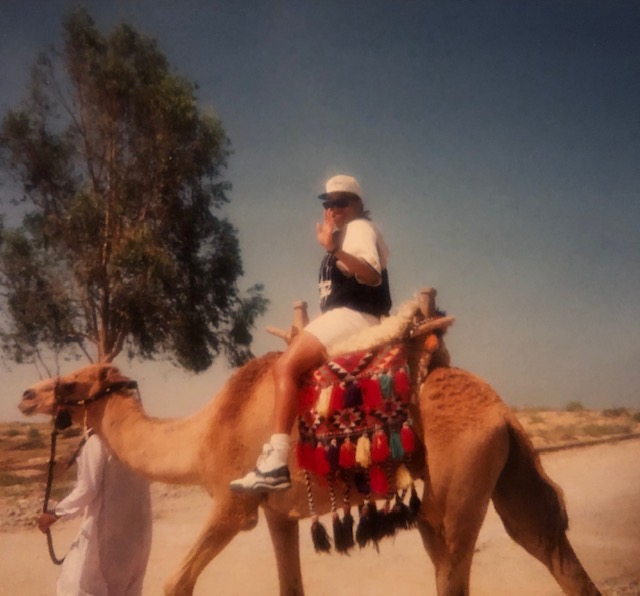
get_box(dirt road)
[1,439,639,595]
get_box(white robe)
[54,434,152,596]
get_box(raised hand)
[316,210,336,252]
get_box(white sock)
[270,433,290,453]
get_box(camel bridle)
[43,377,139,565]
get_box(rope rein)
[42,379,139,566]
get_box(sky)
[1,0,639,421]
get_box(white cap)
[318,175,362,200]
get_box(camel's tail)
[493,414,568,555]
[492,414,602,595]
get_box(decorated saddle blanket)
[296,342,416,489]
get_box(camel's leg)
[163,497,259,596]
[263,507,305,596]
[417,426,509,596]
[492,424,601,595]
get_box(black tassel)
[409,485,421,522]
[311,519,332,553]
[342,509,355,551]
[332,513,348,553]
[353,469,370,494]
[356,501,380,551]
[377,500,398,539]
[391,492,414,530]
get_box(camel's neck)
[92,396,211,485]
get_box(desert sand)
[1,438,638,595]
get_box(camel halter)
[42,378,139,565]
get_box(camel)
[18,298,601,596]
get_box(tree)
[0,8,268,373]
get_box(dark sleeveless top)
[318,253,392,317]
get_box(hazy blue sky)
[1,0,639,420]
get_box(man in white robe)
[38,433,152,596]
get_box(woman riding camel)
[231,174,391,492]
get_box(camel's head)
[19,364,134,426]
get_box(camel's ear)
[99,365,130,386]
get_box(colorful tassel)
[425,333,439,353]
[370,465,388,495]
[328,383,345,413]
[395,463,413,491]
[355,434,371,467]
[296,440,316,471]
[378,373,394,398]
[316,386,333,417]
[314,444,331,476]
[390,430,404,460]
[371,429,390,463]
[393,367,411,398]
[400,421,416,453]
[297,384,319,415]
[338,436,356,468]
[360,378,383,412]
[326,439,339,471]
[343,382,363,408]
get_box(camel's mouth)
[18,389,40,416]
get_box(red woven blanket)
[296,343,416,485]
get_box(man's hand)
[316,210,336,251]
[37,511,59,533]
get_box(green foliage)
[0,8,267,371]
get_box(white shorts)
[304,307,380,352]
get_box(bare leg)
[272,331,325,435]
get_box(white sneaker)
[229,444,291,492]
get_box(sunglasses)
[322,196,354,210]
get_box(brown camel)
[18,349,600,596]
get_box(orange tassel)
[371,429,391,463]
[360,378,383,412]
[339,437,356,468]
[370,465,388,495]
[425,333,439,353]
[400,422,415,453]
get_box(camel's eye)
[57,382,78,399]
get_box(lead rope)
[43,427,65,565]
[43,406,93,566]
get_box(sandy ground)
[1,439,639,596]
